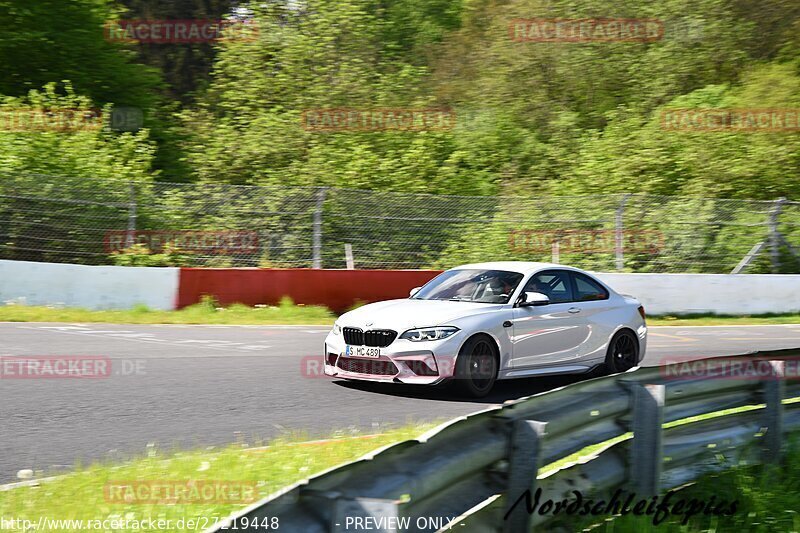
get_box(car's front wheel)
[454,335,498,398]
[605,329,639,373]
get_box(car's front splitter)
[323,334,463,385]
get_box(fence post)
[768,197,787,273]
[763,360,785,463]
[344,243,355,270]
[503,420,546,533]
[126,180,137,249]
[615,194,631,271]
[551,240,560,264]
[631,384,665,496]
[731,241,765,274]
[312,187,328,269]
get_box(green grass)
[538,398,800,532]
[648,313,800,326]
[0,423,438,533]
[0,296,336,325]
[1,299,800,327]
[581,434,800,532]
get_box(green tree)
[555,61,800,199]
[0,0,161,108]
[116,0,238,101]
[0,83,157,264]
[183,0,490,193]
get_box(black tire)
[454,335,498,398]
[605,329,640,373]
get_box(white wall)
[0,260,799,315]
[0,260,179,310]
[595,272,800,315]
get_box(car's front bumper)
[323,331,464,385]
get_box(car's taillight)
[638,305,646,321]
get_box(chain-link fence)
[0,173,798,273]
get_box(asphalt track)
[2,322,800,482]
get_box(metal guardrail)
[209,349,800,533]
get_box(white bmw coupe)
[324,262,647,397]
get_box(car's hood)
[338,298,502,331]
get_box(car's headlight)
[332,323,341,335]
[400,326,459,342]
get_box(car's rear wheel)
[606,330,639,373]
[455,335,498,398]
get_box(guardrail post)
[503,420,546,533]
[631,384,664,496]
[762,360,785,463]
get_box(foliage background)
[0,0,798,270]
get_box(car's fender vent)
[405,360,438,376]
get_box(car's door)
[569,271,615,360]
[511,269,591,367]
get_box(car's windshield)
[412,269,524,304]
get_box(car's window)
[412,269,524,304]
[572,272,609,301]
[523,270,573,303]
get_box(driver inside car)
[480,275,514,302]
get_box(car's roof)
[450,261,585,275]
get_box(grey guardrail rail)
[208,348,800,533]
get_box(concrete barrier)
[595,272,800,315]
[1,259,799,316]
[0,260,179,310]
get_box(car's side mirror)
[517,291,550,307]
[409,287,422,298]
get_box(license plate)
[344,345,381,358]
